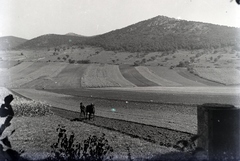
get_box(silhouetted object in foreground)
[85,103,95,120]
[0,94,14,135]
[0,94,21,161]
[236,0,240,4]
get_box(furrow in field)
[119,65,159,87]
[194,68,240,85]
[81,64,135,88]
[10,62,67,88]
[135,66,181,86]
[176,68,223,86]
[52,64,88,88]
[148,66,205,86]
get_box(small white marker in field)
[126,101,128,104]
[111,108,116,112]
[90,95,92,97]
[150,100,153,102]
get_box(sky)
[0,0,240,39]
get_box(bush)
[68,59,75,64]
[77,60,91,64]
[12,99,53,117]
[49,125,114,161]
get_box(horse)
[85,103,95,120]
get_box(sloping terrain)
[81,64,135,88]
[83,15,240,52]
[193,68,240,85]
[0,60,19,68]
[12,15,240,53]
[0,36,27,50]
[147,66,206,86]
[119,65,159,87]
[15,34,87,49]
[9,62,67,88]
[175,68,224,86]
[135,66,181,86]
[52,64,88,88]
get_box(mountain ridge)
[0,36,28,50]
[8,15,240,52]
[83,15,240,52]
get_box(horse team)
[80,102,95,120]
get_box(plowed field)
[136,66,181,86]
[82,64,135,88]
[52,64,88,88]
[193,68,240,85]
[119,65,159,87]
[147,66,206,86]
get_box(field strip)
[81,64,135,88]
[135,66,181,86]
[194,68,240,85]
[9,62,68,88]
[148,66,205,86]
[12,88,197,134]
[112,65,136,87]
[176,68,222,86]
[1,62,34,87]
[8,61,34,74]
[1,62,33,78]
[53,64,88,88]
[7,62,47,82]
[105,86,240,96]
[119,65,159,87]
[11,62,47,81]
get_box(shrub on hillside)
[176,61,190,67]
[68,59,75,64]
[77,60,90,64]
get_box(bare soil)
[8,115,176,160]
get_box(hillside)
[65,32,87,37]
[83,16,240,52]
[13,15,240,52]
[15,34,87,49]
[0,36,27,50]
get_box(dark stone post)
[197,103,240,160]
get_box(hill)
[65,32,86,37]
[83,15,240,52]
[15,34,87,49]
[12,15,240,52]
[0,36,27,50]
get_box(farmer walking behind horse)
[79,102,85,118]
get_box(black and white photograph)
[0,0,240,160]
